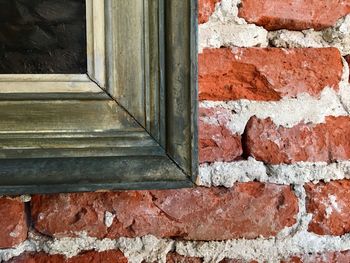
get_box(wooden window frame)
[0,0,198,194]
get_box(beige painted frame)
[0,0,106,98]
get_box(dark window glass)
[0,0,86,74]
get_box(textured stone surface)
[0,198,27,248]
[305,180,350,236]
[244,116,350,164]
[199,48,342,101]
[284,250,350,262]
[6,250,128,263]
[198,0,219,24]
[31,184,298,240]
[238,0,350,30]
[199,107,242,163]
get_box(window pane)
[0,0,86,74]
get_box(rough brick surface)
[6,250,128,263]
[284,250,350,263]
[238,0,350,30]
[199,48,343,101]
[0,198,27,248]
[31,184,298,240]
[198,0,219,24]
[166,253,203,263]
[305,180,350,236]
[244,116,350,164]
[199,107,242,163]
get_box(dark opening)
[0,0,87,74]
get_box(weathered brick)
[199,48,342,101]
[166,253,203,263]
[0,198,27,248]
[6,250,128,263]
[199,107,242,163]
[243,116,350,164]
[305,180,350,236]
[31,184,298,240]
[198,0,220,24]
[238,0,350,30]
[283,250,350,262]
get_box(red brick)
[243,116,350,164]
[283,250,350,263]
[199,107,242,163]
[31,184,298,240]
[0,198,27,248]
[199,48,342,101]
[305,180,350,236]
[238,0,350,30]
[6,250,128,263]
[166,253,203,263]
[198,0,220,24]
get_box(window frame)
[0,0,198,194]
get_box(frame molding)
[0,0,198,194]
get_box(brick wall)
[1,0,350,262]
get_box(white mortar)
[198,158,350,187]
[199,0,268,53]
[200,58,350,135]
[269,14,350,56]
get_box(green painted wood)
[165,0,198,178]
[144,0,165,146]
[0,131,162,159]
[0,100,139,132]
[106,0,146,126]
[0,91,109,100]
[0,181,194,195]
[0,156,192,194]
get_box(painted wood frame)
[0,0,198,194]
